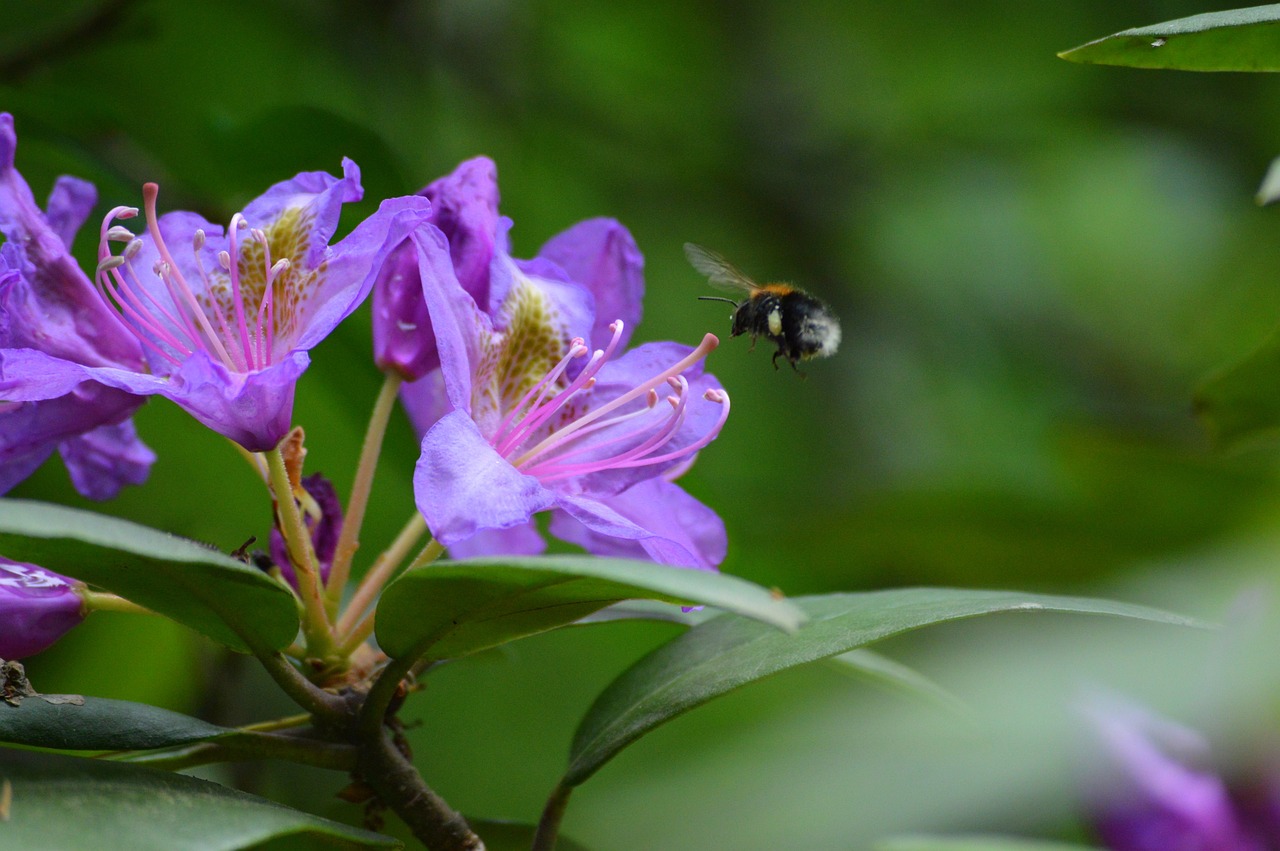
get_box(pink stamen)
[226,214,254,370]
[493,323,728,485]
[502,321,629,460]
[93,183,291,375]
[513,331,718,468]
[491,337,589,449]
[139,184,240,370]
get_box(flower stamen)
[494,324,727,484]
[93,183,287,375]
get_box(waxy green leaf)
[1059,5,1280,71]
[0,695,231,751]
[564,588,1198,786]
[1194,327,1280,450]
[0,748,399,849]
[0,499,298,653]
[375,555,804,661]
[826,649,967,714]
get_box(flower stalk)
[266,447,334,658]
[335,513,428,639]
[326,370,404,613]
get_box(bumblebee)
[684,242,841,370]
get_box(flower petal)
[445,520,547,560]
[241,157,363,269]
[536,218,643,352]
[551,479,725,571]
[0,347,306,451]
[422,156,501,307]
[399,369,452,438]
[414,409,555,546]
[0,558,84,659]
[45,175,96,250]
[372,237,438,380]
[0,113,143,370]
[58,419,155,501]
[411,226,492,415]
[0,382,143,496]
[292,195,433,352]
[1085,698,1262,851]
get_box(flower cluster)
[0,116,732,658]
[376,158,729,569]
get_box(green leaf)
[0,694,231,751]
[1194,328,1280,450]
[1059,5,1280,71]
[375,555,804,662]
[0,748,400,849]
[876,837,1102,851]
[825,649,968,715]
[0,499,298,653]
[564,588,1198,786]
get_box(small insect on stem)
[684,243,841,373]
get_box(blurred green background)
[8,1,1280,848]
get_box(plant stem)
[266,446,334,656]
[403,536,446,573]
[326,371,403,613]
[357,655,416,741]
[80,591,152,616]
[229,440,268,479]
[117,730,358,772]
[256,651,345,726]
[531,782,574,851]
[356,727,485,851]
[335,516,430,639]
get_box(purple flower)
[373,157,503,381]
[1084,698,1270,851]
[268,472,343,588]
[0,114,154,499]
[399,160,729,570]
[0,557,85,659]
[0,153,432,452]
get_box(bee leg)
[771,350,781,370]
[748,336,758,354]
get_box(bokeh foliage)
[7,1,1280,847]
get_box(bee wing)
[683,242,760,294]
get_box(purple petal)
[0,347,306,452]
[372,238,438,380]
[422,156,501,306]
[399,369,452,438]
[551,479,725,571]
[445,520,547,560]
[537,218,644,352]
[155,351,307,451]
[58,419,155,501]
[0,114,142,369]
[500,255,596,348]
[292,195,433,353]
[240,157,363,269]
[1085,699,1262,851]
[411,226,493,415]
[0,557,84,659]
[45,176,96,250]
[414,409,555,546]
[0,381,143,496]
